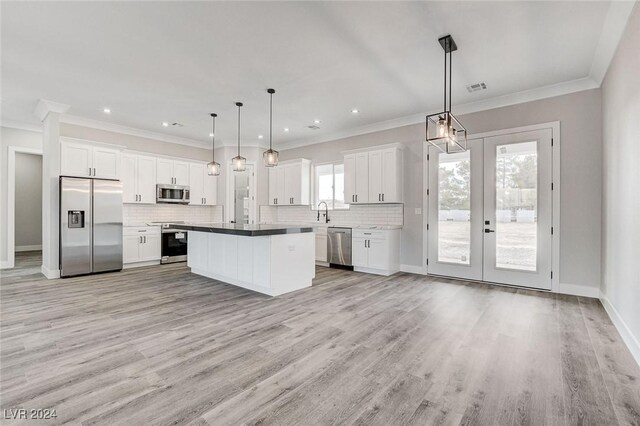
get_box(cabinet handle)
[382,193,385,202]
[356,194,358,202]
[93,168,96,176]
[378,194,381,201]
[144,236,146,243]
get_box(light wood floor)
[1,254,639,425]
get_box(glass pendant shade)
[263,149,279,167]
[233,102,246,172]
[426,111,467,153]
[263,88,279,167]
[232,155,246,172]
[207,161,221,176]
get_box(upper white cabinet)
[122,153,157,204]
[344,144,403,204]
[60,140,120,179]
[344,152,369,204]
[189,162,217,206]
[268,159,310,205]
[157,159,189,185]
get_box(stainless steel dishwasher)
[327,227,352,268]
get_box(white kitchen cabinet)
[268,159,310,205]
[157,158,189,185]
[344,144,403,204]
[369,147,402,203]
[344,152,369,204]
[352,228,400,276]
[189,162,218,205]
[122,153,156,204]
[60,140,120,179]
[123,226,161,267]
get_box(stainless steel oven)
[156,184,190,204]
[161,227,188,264]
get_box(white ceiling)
[0,1,629,149]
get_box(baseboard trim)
[15,245,42,252]
[0,260,14,269]
[400,264,426,275]
[41,265,60,279]
[557,282,600,298]
[123,260,161,269]
[600,292,640,368]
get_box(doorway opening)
[424,124,559,291]
[6,147,43,270]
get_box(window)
[313,163,347,210]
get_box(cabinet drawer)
[353,230,387,240]
[123,226,161,236]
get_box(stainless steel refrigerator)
[60,177,123,277]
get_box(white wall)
[280,88,603,294]
[0,127,43,265]
[601,4,640,362]
[14,153,43,249]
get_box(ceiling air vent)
[466,82,487,93]
[307,125,321,130]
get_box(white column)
[35,99,69,279]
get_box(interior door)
[482,129,552,289]
[427,138,483,280]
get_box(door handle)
[484,229,495,233]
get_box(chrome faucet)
[317,201,330,223]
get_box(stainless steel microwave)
[156,184,190,204]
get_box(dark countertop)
[169,222,314,237]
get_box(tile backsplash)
[124,204,223,226]
[260,204,404,227]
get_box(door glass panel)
[495,141,537,271]
[234,170,250,224]
[438,151,471,264]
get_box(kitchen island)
[170,223,315,296]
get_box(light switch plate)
[415,208,422,215]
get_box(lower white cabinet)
[352,229,400,276]
[315,227,328,263]
[123,226,161,266]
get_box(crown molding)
[589,0,637,85]
[34,99,70,122]
[0,120,43,133]
[60,114,270,150]
[278,76,598,151]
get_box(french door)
[427,129,553,290]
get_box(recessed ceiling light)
[162,122,169,127]
[103,108,111,114]
[209,133,214,137]
[284,128,290,132]
[258,135,264,139]
[351,109,359,114]
[314,119,321,124]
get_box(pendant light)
[207,113,221,176]
[263,88,279,167]
[426,35,467,153]
[232,102,247,172]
